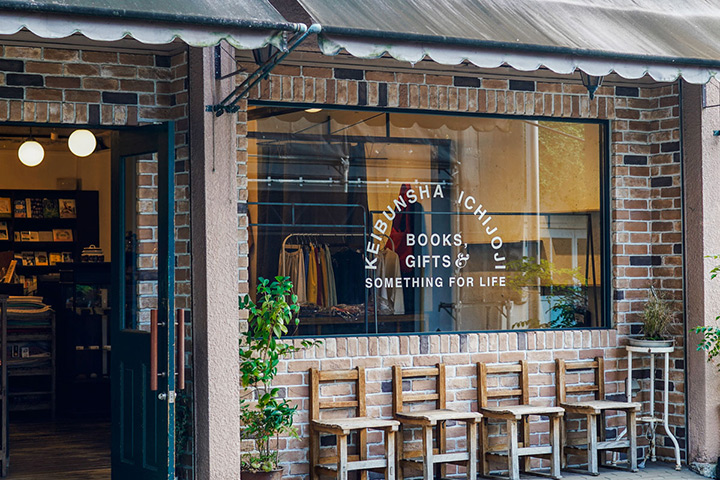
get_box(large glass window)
[247,105,606,336]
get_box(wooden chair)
[555,357,641,475]
[309,367,399,480]
[477,361,564,480]
[392,363,481,480]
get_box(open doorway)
[0,124,112,478]
[0,123,185,479]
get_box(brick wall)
[0,42,195,478]
[237,64,685,478]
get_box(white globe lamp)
[18,140,45,167]
[68,129,97,157]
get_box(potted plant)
[507,257,590,329]
[630,286,674,348]
[239,276,319,480]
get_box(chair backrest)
[555,357,605,404]
[392,363,446,414]
[477,360,529,408]
[309,367,366,421]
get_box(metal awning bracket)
[207,23,320,116]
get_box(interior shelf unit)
[5,307,56,417]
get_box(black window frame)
[246,100,612,337]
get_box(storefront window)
[247,105,607,336]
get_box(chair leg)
[360,430,368,480]
[337,434,349,480]
[481,418,490,477]
[310,429,319,480]
[507,420,520,480]
[560,416,567,469]
[439,421,447,480]
[467,421,478,480]
[422,425,434,480]
[550,415,562,480]
[396,425,404,480]
[628,410,638,472]
[386,428,396,480]
[586,414,598,475]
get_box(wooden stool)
[555,357,641,475]
[392,363,481,480]
[477,360,564,480]
[309,367,399,480]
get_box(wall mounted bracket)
[207,23,320,117]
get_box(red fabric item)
[387,183,422,274]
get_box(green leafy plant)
[641,286,672,340]
[694,255,720,370]
[239,276,319,473]
[508,257,588,329]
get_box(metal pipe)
[212,24,321,115]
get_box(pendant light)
[68,129,97,157]
[18,129,44,167]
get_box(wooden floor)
[5,419,111,479]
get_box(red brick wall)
[237,65,685,478]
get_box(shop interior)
[0,125,112,478]
[247,107,604,337]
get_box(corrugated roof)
[297,0,720,83]
[0,0,294,30]
[0,0,300,50]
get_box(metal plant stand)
[626,345,681,470]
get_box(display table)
[626,344,681,470]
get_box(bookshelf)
[0,189,99,294]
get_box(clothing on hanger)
[377,248,404,314]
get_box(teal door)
[111,123,176,480]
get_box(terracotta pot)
[628,337,674,348]
[241,468,283,480]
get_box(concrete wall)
[684,80,720,475]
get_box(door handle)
[176,309,185,391]
[150,309,158,391]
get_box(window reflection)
[247,107,605,336]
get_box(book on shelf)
[13,199,26,218]
[52,229,73,242]
[0,221,8,241]
[42,198,59,218]
[48,252,62,266]
[0,197,10,217]
[34,252,49,266]
[38,231,53,242]
[59,198,76,219]
[21,251,35,266]
[25,198,44,219]
[2,259,17,283]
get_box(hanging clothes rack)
[280,232,395,336]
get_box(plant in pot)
[630,286,674,348]
[239,276,319,480]
[507,256,589,329]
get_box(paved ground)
[559,463,703,479]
